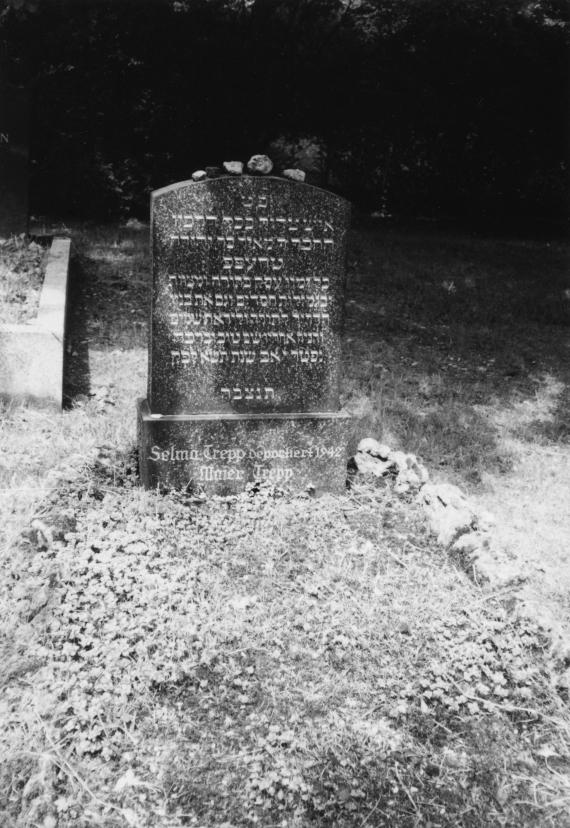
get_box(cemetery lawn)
[1,221,569,827]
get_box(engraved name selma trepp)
[148,444,343,463]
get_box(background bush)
[1,0,568,225]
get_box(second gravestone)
[138,175,351,493]
[0,82,29,238]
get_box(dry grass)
[0,236,49,324]
[0,220,569,827]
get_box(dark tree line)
[1,0,568,226]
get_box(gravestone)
[138,175,351,493]
[0,82,29,238]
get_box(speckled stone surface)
[149,176,350,415]
[140,175,352,492]
[0,83,28,238]
[138,399,352,494]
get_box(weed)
[0,222,569,826]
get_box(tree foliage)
[0,0,567,222]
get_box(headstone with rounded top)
[138,169,352,494]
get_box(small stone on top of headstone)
[282,168,306,183]
[125,217,146,229]
[247,154,273,175]
[191,170,207,181]
[223,160,244,176]
[205,166,223,178]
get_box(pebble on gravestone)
[282,168,306,183]
[138,173,352,495]
[191,170,207,181]
[205,166,223,178]
[223,161,244,176]
[247,154,273,175]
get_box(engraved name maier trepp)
[138,174,352,493]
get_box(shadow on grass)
[62,224,150,409]
[513,380,570,446]
[344,223,570,487]
[70,224,150,351]
[62,248,91,406]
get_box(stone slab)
[0,83,29,238]
[149,176,350,415]
[138,398,352,494]
[0,237,71,408]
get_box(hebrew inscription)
[149,176,350,414]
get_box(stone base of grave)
[137,398,352,494]
[0,238,71,409]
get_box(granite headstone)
[138,175,351,493]
[0,83,29,238]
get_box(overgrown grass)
[0,221,569,827]
[2,464,569,827]
[0,235,49,324]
